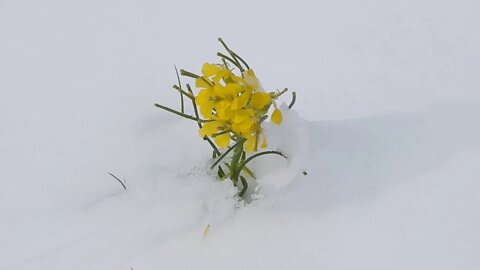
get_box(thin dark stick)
[205,137,221,156]
[174,65,185,113]
[217,52,241,70]
[108,172,126,190]
[186,84,220,156]
[273,88,288,98]
[288,91,297,109]
[237,151,286,174]
[239,176,248,197]
[221,57,229,69]
[180,69,200,78]
[186,84,202,128]
[231,51,250,70]
[181,69,213,87]
[217,38,244,72]
[212,130,231,137]
[154,103,209,122]
[173,85,194,99]
[210,140,243,169]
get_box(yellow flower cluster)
[195,63,282,152]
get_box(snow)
[1,0,480,269]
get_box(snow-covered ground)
[1,1,480,269]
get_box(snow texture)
[1,0,480,269]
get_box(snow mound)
[2,104,479,270]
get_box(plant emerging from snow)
[155,38,295,198]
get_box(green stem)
[242,166,256,178]
[239,176,248,197]
[185,84,202,128]
[217,52,241,70]
[181,69,213,87]
[154,103,209,123]
[210,139,244,169]
[221,57,229,69]
[173,85,194,99]
[237,151,287,175]
[174,65,185,113]
[218,38,244,72]
[212,130,231,137]
[229,139,246,185]
[204,137,221,156]
[272,88,288,98]
[180,69,200,78]
[185,83,220,156]
[231,51,250,70]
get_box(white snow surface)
[1,0,480,269]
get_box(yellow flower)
[231,109,254,136]
[193,62,283,151]
[213,83,243,121]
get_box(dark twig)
[210,140,243,169]
[238,151,287,175]
[180,69,200,78]
[154,103,209,123]
[173,85,194,100]
[174,65,185,113]
[217,52,241,70]
[288,91,297,109]
[231,51,250,70]
[217,38,244,72]
[186,84,220,156]
[108,172,126,190]
[186,84,202,128]
[180,69,213,87]
[239,176,248,197]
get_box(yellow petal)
[230,73,244,84]
[232,109,250,123]
[213,84,226,98]
[244,69,255,77]
[244,133,257,153]
[250,122,260,133]
[213,69,231,84]
[250,92,272,109]
[225,83,242,96]
[232,118,253,135]
[199,121,222,137]
[216,106,233,121]
[214,133,230,148]
[195,77,212,88]
[199,103,214,119]
[202,63,221,77]
[230,98,240,110]
[195,89,213,105]
[215,100,230,111]
[260,133,268,148]
[237,89,252,108]
[214,83,241,99]
[271,108,282,125]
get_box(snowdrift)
[2,104,479,270]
